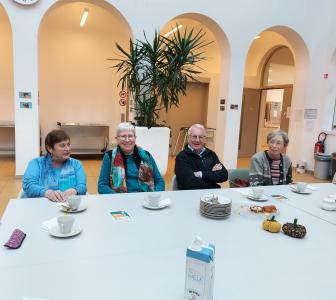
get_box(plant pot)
[135,126,170,176]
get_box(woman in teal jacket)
[98,123,165,194]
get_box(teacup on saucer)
[147,193,162,207]
[296,182,307,193]
[57,215,74,234]
[321,197,336,211]
[250,187,264,199]
[67,195,82,211]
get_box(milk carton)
[184,237,215,300]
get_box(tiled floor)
[0,156,329,217]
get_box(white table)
[0,186,336,300]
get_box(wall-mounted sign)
[220,99,225,105]
[20,102,32,109]
[119,99,126,106]
[13,0,40,5]
[304,109,317,119]
[19,92,31,99]
[119,90,127,98]
[18,91,33,109]
[220,106,225,111]
[230,104,239,110]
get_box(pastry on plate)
[249,205,263,213]
[262,205,277,213]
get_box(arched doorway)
[159,14,230,155]
[239,28,309,166]
[0,5,14,156]
[256,46,294,152]
[38,1,133,154]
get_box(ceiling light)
[164,25,183,37]
[269,69,273,72]
[268,79,273,82]
[80,9,89,27]
[254,35,261,40]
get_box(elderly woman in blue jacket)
[98,122,165,193]
[22,129,87,201]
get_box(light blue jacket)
[22,155,87,198]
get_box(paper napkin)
[40,217,58,232]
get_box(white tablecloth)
[0,185,335,300]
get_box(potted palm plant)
[110,26,209,175]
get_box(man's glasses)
[188,135,206,141]
[118,135,136,141]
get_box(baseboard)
[293,167,313,175]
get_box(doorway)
[165,82,209,155]
[239,45,294,158]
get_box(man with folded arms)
[175,124,228,190]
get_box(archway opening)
[159,14,230,156]
[239,28,309,168]
[0,5,14,157]
[39,0,133,155]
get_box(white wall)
[3,0,336,174]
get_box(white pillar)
[218,54,245,170]
[6,4,41,176]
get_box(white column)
[218,54,245,170]
[7,5,41,176]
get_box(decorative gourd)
[262,216,281,233]
[282,218,306,238]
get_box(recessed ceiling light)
[164,25,183,37]
[80,9,89,27]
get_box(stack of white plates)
[200,194,232,219]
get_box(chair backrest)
[17,189,24,198]
[228,168,250,188]
[171,175,179,191]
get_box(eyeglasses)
[118,135,136,141]
[189,135,206,141]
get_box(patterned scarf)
[40,154,76,191]
[110,146,154,193]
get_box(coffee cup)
[147,193,162,207]
[251,187,264,199]
[67,195,81,211]
[321,197,336,211]
[57,215,75,234]
[296,182,307,193]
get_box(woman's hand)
[45,189,65,202]
[62,188,77,199]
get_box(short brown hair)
[45,129,70,153]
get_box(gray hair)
[188,124,206,135]
[116,122,136,136]
[267,129,289,146]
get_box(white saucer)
[59,203,88,213]
[247,194,268,202]
[142,198,171,210]
[49,225,82,238]
[290,186,312,194]
[320,205,336,211]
